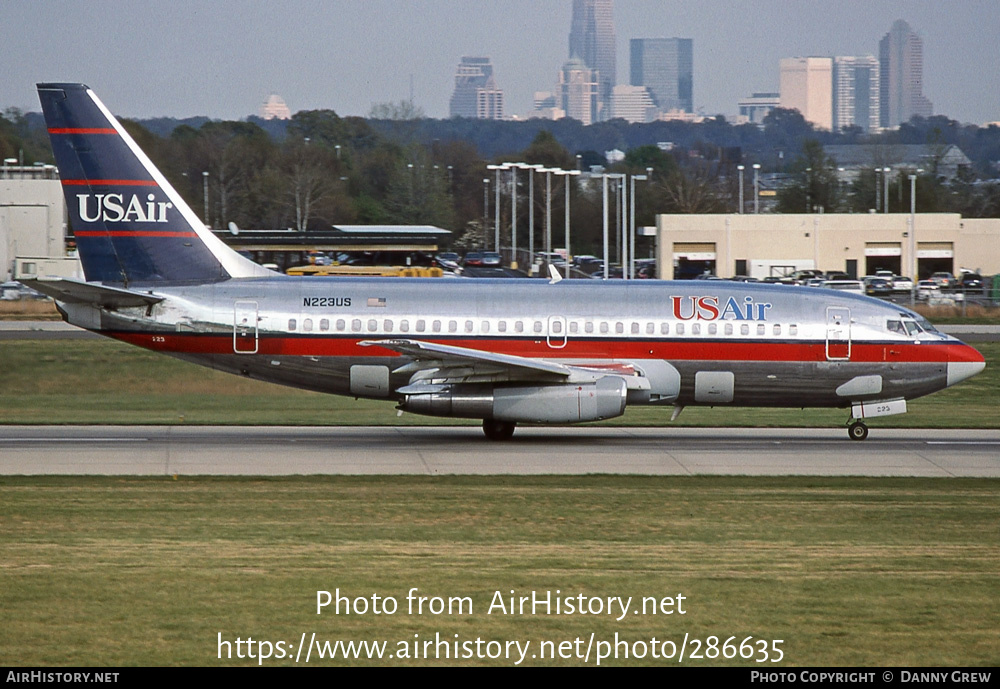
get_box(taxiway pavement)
[1,426,998,477]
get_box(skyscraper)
[779,57,833,130]
[568,0,615,120]
[559,58,599,125]
[832,56,880,133]
[629,38,693,113]
[879,20,933,128]
[449,57,505,120]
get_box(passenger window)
[288,319,297,331]
[303,318,313,332]
[465,320,473,333]
[600,322,609,334]
[416,319,425,332]
[616,322,624,334]
[676,323,685,335]
[741,324,750,336]
[552,321,562,334]
[352,319,362,332]
[708,323,717,335]
[757,324,765,336]
[569,322,579,334]
[515,321,524,333]
[790,324,798,336]
[383,319,393,332]
[585,322,594,334]
[448,320,457,333]
[498,321,507,333]
[773,324,781,336]
[433,320,442,333]
[320,318,330,331]
[725,323,733,336]
[692,323,701,335]
[367,319,377,332]
[399,320,409,332]
[660,322,669,335]
[481,321,490,333]
[533,321,543,334]
[631,322,640,334]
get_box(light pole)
[883,167,891,214]
[552,169,580,279]
[630,174,648,279]
[737,164,745,214]
[601,173,625,279]
[482,177,490,248]
[752,163,761,214]
[202,171,210,227]
[486,164,510,252]
[908,169,924,304]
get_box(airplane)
[23,83,985,441]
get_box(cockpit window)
[887,320,904,335]
[914,315,939,333]
[903,320,922,337]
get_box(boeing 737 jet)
[24,83,985,440]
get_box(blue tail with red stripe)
[37,83,263,285]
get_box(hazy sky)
[3,0,998,125]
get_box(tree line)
[2,105,998,260]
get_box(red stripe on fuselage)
[74,231,199,238]
[106,331,975,365]
[62,179,158,186]
[47,128,118,135]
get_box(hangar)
[655,212,1000,281]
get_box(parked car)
[463,251,484,266]
[481,251,502,266]
[891,276,914,292]
[930,272,956,288]
[821,280,865,295]
[864,277,894,297]
[916,279,941,301]
[960,273,983,290]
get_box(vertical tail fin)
[37,83,269,284]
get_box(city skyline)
[1,0,998,126]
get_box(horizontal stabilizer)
[19,277,164,308]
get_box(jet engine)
[400,376,628,423]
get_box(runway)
[1,426,998,477]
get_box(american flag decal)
[367,297,386,307]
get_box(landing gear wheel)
[848,421,869,441]
[482,419,516,441]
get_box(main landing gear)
[847,421,869,441]
[483,419,516,441]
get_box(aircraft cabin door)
[547,315,568,349]
[825,306,851,361]
[234,300,259,354]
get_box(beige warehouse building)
[655,213,1000,281]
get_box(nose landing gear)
[848,421,869,441]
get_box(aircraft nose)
[946,343,986,387]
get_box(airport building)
[654,213,1000,281]
[0,166,76,282]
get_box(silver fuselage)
[58,276,983,411]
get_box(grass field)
[0,338,996,428]
[1,476,997,667]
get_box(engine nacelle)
[401,377,628,423]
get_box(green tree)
[776,139,841,213]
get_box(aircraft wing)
[359,338,649,391]
[18,277,164,308]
